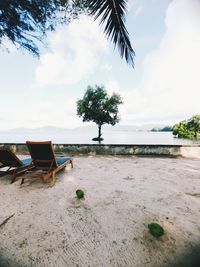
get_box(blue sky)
[0,0,199,130]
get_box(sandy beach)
[0,155,200,267]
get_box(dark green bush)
[172,115,200,139]
[76,189,85,199]
[148,222,164,238]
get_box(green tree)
[187,115,200,138]
[0,0,134,66]
[172,115,200,139]
[77,85,123,141]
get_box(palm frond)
[87,0,135,67]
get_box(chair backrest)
[0,149,23,167]
[26,141,58,169]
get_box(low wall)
[0,143,200,159]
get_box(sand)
[0,156,200,267]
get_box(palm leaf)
[87,0,135,67]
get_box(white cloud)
[106,80,147,124]
[35,16,108,87]
[1,37,18,54]
[143,0,200,121]
[128,0,143,16]
[101,64,112,72]
[10,97,81,129]
[33,98,81,128]
[106,80,121,95]
[133,5,143,17]
[120,0,200,125]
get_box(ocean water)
[0,131,199,145]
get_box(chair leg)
[11,169,17,184]
[11,174,16,184]
[50,172,56,187]
[70,160,73,168]
[43,171,53,181]
[21,178,25,185]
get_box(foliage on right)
[172,115,200,139]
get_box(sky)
[0,0,199,130]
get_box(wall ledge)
[0,143,200,159]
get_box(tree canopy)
[172,115,200,139]
[0,0,134,66]
[0,0,86,56]
[77,85,123,141]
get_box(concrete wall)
[0,143,200,159]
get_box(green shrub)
[76,189,85,199]
[148,222,164,238]
[172,115,200,140]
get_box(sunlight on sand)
[0,156,200,267]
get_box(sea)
[0,130,199,145]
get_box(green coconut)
[76,189,85,199]
[148,222,164,238]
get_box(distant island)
[150,126,172,132]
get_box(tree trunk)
[98,125,102,139]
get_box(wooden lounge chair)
[0,149,32,183]
[21,141,73,186]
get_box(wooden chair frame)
[0,149,33,183]
[21,141,73,186]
